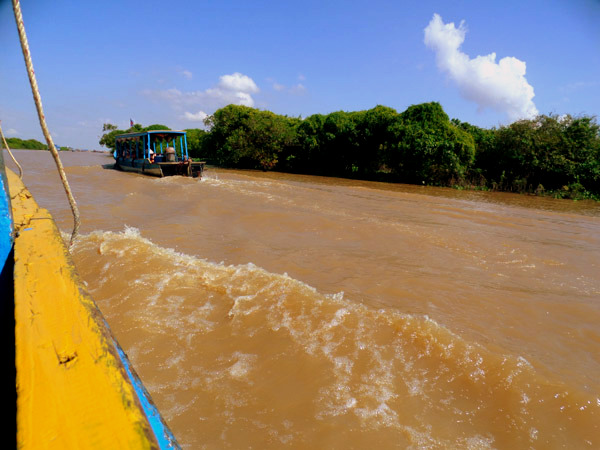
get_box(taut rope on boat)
[11,0,81,246]
[0,120,24,179]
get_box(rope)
[12,0,81,246]
[0,120,24,179]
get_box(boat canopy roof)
[115,130,186,142]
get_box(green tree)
[99,123,124,150]
[565,116,600,195]
[99,123,171,151]
[483,114,600,196]
[452,119,498,186]
[295,113,327,172]
[354,105,401,177]
[184,128,209,159]
[318,110,359,175]
[143,124,170,131]
[388,102,475,184]
[206,105,298,170]
[4,137,47,150]
[96,104,599,199]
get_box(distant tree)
[452,118,497,186]
[95,105,600,199]
[354,105,401,176]
[127,123,143,133]
[388,102,475,184]
[184,128,208,158]
[99,123,172,150]
[565,115,600,195]
[99,123,125,150]
[102,123,117,132]
[206,105,298,170]
[295,113,327,172]
[480,114,600,196]
[318,110,359,175]
[143,124,171,131]
[4,137,47,150]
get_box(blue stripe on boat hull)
[0,151,13,274]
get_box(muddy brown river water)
[6,149,600,448]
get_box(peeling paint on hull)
[6,168,179,449]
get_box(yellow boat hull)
[8,168,178,449]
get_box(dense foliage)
[184,128,209,159]
[99,103,600,199]
[201,102,476,185]
[454,115,600,198]
[98,123,172,151]
[204,105,299,170]
[3,137,47,150]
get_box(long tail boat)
[1,150,180,448]
[114,130,205,178]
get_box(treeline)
[201,103,600,199]
[453,114,600,199]
[3,137,47,150]
[99,123,173,149]
[99,102,600,199]
[99,122,209,158]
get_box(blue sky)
[1,0,599,150]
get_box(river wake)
[70,227,599,448]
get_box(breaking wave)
[68,227,599,448]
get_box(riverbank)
[192,103,600,201]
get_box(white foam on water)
[463,434,495,449]
[69,226,600,447]
[227,352,257,380]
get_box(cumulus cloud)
[143,72,259,122]
[424,13,538,121]
[218,72,259,95]
[182,110,208,122]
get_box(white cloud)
[424,13,538,121]
[143,72,260,120]
[290,83,306,94]
[268,77,307,95]
[5,128,19,136]
[182,110,208,122]
[218,72,258,94]
[201,72,258,107]
[181,69,193,80]
[147,72,258,107]
[203,87,255,107]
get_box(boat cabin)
[113,130,205,177]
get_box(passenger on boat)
[148,148,155,163]
[165,147,176,162]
